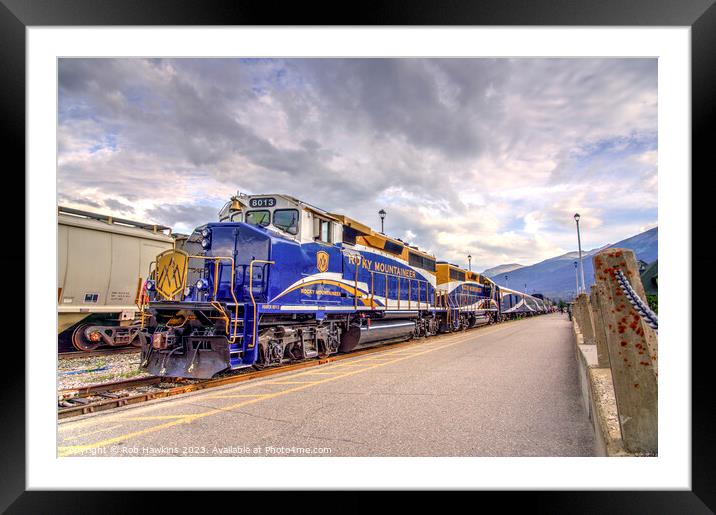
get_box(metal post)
[379,209,386,234]
[574,213,586,292]
[468,253,472,272]
[574,261,579,297]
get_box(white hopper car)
[58,206,174,351]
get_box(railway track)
[57,335,437,420]
[58,347,141,360]
[58,375,185,400]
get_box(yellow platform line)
[121,415,192,421]
[264,380,320,385]
[299,371,346,376]
[57,324,511,457]
[61,424,123,441]
[384,350,419,354]
[205,393,272,399]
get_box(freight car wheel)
[131,331,147,348]
[71,323,101,352]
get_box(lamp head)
[574,213,580,222]
[378,209,386,220]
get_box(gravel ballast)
[58,352,151,391]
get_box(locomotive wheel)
[131,331,147,348]
[71,323,101,352]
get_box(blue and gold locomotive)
[139,193,547,378]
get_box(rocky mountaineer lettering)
[345,254,416,278]
[373,261,417,279]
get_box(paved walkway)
[58,314,595,457]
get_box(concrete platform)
[58,313,595,457]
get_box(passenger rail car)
[138,193,543,379]
[435,262,499,330]
[499,286,549,319]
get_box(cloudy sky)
[58,58,657,271]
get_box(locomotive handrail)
[366,270,429,311]
[192,256,239,343]
[138,261,157,329]
[354,260,359,310]
[248,259,275,348]
[187,255,241,342]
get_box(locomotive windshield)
[246,210,270,227]
[273,209,299,235]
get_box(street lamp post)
[378,209,386,234]
[467,253,472,271]
[574,213,586,293]
[574,261,579,298]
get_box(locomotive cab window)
[273,209,299,235]
[313,217,332,243]
[246,210,270,227]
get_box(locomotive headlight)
[201,228,211,238]
[196,279,208,291]
[146,280,155,291]
[201,238,211,249]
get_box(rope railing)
[614,269,658,333]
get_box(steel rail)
[58,375,182,400]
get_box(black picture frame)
[2,0,713,511]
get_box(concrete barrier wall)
[573,248,658,457]
[573,315,625,457]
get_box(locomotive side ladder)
[234,259,275,368]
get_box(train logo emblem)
[155,249,189,300]
[316,251,329,273]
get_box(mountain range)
[482,227,658,300]
[481,263,525,277]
